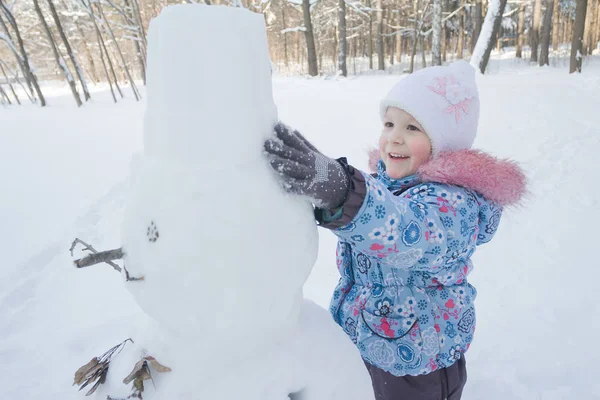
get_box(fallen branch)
[70,238,144,281]
[74,247,124,269]
[70,238,122,272]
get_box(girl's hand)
[264,122,350,209]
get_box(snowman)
[74,4,373,400]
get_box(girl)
[264,60,526,400]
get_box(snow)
[1,47,600,400]
[281,26,307,33]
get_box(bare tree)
[531,0,542,61]
[431,0,442,65]
[539,0,555,65]
[584,0,598,55]
[301,0,318,75]
[367,0,373,69]
[570,0,588,73]
[123,0,147,84]
[471,0,509,73]
[281,2,289,66]
[0,3,46,105]
[409,0,421,73]
[33,0,82,106]
[551,0,560,51]
[376,0,384,69]
[96,1,140,100]
[516,3,525,57]
[46,0,91,100]
[337,0,347,75]
[0,82,10,105]
[0,60,19,104]
[457,0,465,59]
[471,0,483,52]
[80,0,122,101]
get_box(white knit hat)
[379,60,480,155]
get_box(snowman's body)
[100,5,374,399]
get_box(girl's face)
[379,107,432,179]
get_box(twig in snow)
[70,238,122,272]
[70,238,144,281]
[73,338,133,396]
[74,247,124,268]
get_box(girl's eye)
[407,124,421,132]
[384,122,394,128]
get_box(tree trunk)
[0,4,45,106]
[531,0,543,61]
[596,0,600,52]
[127,0,148,84]
[420,34,427,68]
[338,0,347,76]
[333,25,338,69]
[457,2,465,58]
[32,0,81,106]
[302,0,318,76]
[96,1,140,100]
[432,0,442,65]
[388,7,395,65]
[539,0,555,65]
[296,31,301,65]
[368,0,373,69]
[0,83,10,105]
[409,0,420,73]
[376,0,385,69]
[586,0,597,54]
[57,0,100,83]
[396,22,402,62]
[0,62,20,104]
[442,24,447,62]
[552,0,561,51]
[471,0,509,73]
[46,0,90,101]
[122,0,147,84]
[87,0,121,101]
[570,0,588,72]
[75,21,99,83]
[281,5,288,66]
[472,0,483,52]
[516,4,525,57]
[582,0,593,54]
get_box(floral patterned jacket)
[316,149,526,377]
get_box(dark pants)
[364,357,467,400]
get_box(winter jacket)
[316,149,526,377]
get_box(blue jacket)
[317,158,505,376]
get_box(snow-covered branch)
[345,1,369,19]
[281,26,306,33]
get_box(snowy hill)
[1,58,600,399]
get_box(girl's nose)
[390,130,404,144]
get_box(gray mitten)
[264,122,350,209]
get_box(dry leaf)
[85,377,103,396]
[73,338,132,396]
[133,377,144,393]
[123,359,147,385]
[145,356,172,373]
[73,357,99,385]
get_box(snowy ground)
[1,56,600,399]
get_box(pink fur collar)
[368,149,527,207]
